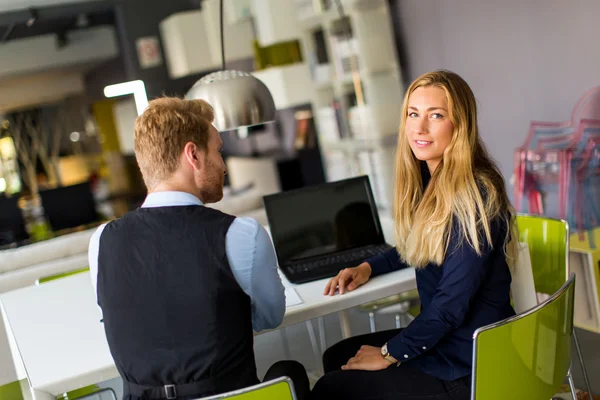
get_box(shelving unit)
[294,0,404,210]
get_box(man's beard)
[203,172,224,204]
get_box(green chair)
[35,267,91,285]
[517,214,594,397]
[516,214,569,295]
[472,273,576,400]
[36,268,117,400]
[198,376,296,400]
[0,379,26,400]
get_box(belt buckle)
[164,384,177,399]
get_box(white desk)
[1,215,416,399]
[1,268,415,399]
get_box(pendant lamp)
[185,0,276,132]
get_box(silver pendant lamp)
[185,0,276,132]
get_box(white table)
[1,215,416,399]
[1,268,416,400]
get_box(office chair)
[0,195,29,246]
[39,181,99,232]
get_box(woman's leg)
[311,365,471,400]
[323,329,401,373]
[263,360,310,400]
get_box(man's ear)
[183,142,204,171]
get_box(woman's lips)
[414,140,433,148]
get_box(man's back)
[97,206,258,398]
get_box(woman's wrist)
[360,262,372,278]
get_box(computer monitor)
[263,176,385,267]
[0,195,29,246]
[39,180,99,231]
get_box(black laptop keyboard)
[285,243,393,281]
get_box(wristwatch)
[381,343,400,366]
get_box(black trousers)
[311,330,471,400]
[263,360,310,400]
[123,360,309,400]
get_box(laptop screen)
[263,176,385,266]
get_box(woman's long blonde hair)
[394,70,517,268]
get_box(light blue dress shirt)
[88,191,285,332]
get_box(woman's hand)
[341,345,392,371]
[323,262,372,296]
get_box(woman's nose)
[414,117,428,134]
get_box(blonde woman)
[311,70,517,400]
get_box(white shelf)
[297,0,387,27]
[159,6,254,79]
[252,63,314,109]
[295,0,402,210]
[320,133,397,152]
[252,0,302,46]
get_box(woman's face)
[405,86,454,173]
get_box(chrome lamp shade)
[186,70,277,132]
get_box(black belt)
[124,377,226,400]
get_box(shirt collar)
[141,191,203,208]
[420,161,432,189]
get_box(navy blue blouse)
[366,164,515,381]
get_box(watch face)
[381,343,387,356]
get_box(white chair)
[510,242,538,314]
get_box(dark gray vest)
[97,205,258,399]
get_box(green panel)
[0,380,26,400]
[473,275,575,400]
[57,384,101,400]
[223,380,294,400]
[38,267,90,285]
[516,215,568,295]
[253,40,303,70]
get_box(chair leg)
[317,316,326,355]
[97,388,117,400]
[395,314,401,329]
[305,320,324,375]
[368,312,376,333]
[338,310,352,339]
[279,328,292,360]
[568,369,578,400]
[573,330,595,399]
[106,388,118,400]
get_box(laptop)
[263,176,393,284]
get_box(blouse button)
[404,354,409,359]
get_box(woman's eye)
[408,112,418,118]
[431,113,443,119]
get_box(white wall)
[392,0,600,181]
[113,98,138,155]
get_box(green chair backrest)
[472,273,575,400]
[56,384,106,400]
[516,214,569,295]
[36,267,90,285]
[0,379,25,400]
[199,377,296,400]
